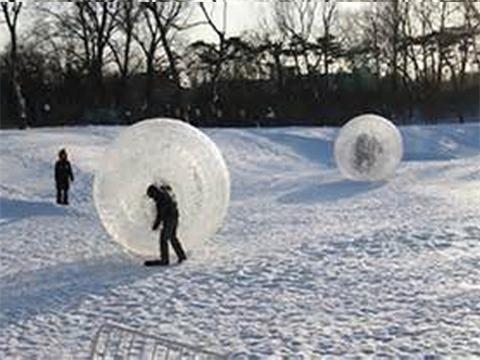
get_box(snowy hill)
[1,123,479,358]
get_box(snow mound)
[93,119,230,257]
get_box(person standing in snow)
[145,184,187,266]
[55,148,74,205]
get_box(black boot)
[171,237,187,264]
[144,259,169,267]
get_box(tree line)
[1,1,479,129]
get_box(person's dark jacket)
[55,160,74,187]
[151,188,178,230]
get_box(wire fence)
[90,322,228,360]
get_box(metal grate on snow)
[90,322,227,360]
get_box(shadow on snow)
[277,179,384,205]
[0,255,152,328]
[253,131,336,167]
[0,197,72,227]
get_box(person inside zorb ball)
[94,118,230,266]
[144,183,186,267]
[334,114,403,182]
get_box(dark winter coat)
[55,160,74,188]
[151,188,179,230]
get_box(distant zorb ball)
[334,114,403,181]
[94,118,230,257]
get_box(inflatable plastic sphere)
[94,119,230,257]
[334,114,403,182]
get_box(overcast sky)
[0,1,367,51]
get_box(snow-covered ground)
[1,123,479,358]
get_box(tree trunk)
[274,51,284,94]
[145,54,155,116]
[391,1,399,94]
[3,3,27,128]
[158,25,181,89]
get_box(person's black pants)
[56,184,69,205]
[160,216,186,263]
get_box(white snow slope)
[1,123,479,359]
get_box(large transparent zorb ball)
[334,114,403,181]
[94,119,230,257]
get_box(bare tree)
[132,4,164,114]
[269,1,341,100]
[108,0,140,82]
[143,2,195,90]
[362,4,383,82]
[106,0,141,107]
[272,1,318,42]
[252,33,286,93]
[198,1,228,104]
[460,0,480,72]
[409,1,477,95]
[271,0,319,76]
[319,1,338,89]
[78,2,120,97]
[376,1,406,93]
[408,1,449,91]
[443,2,478,92]
[1,2,27,128]
[43,2,120,104]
